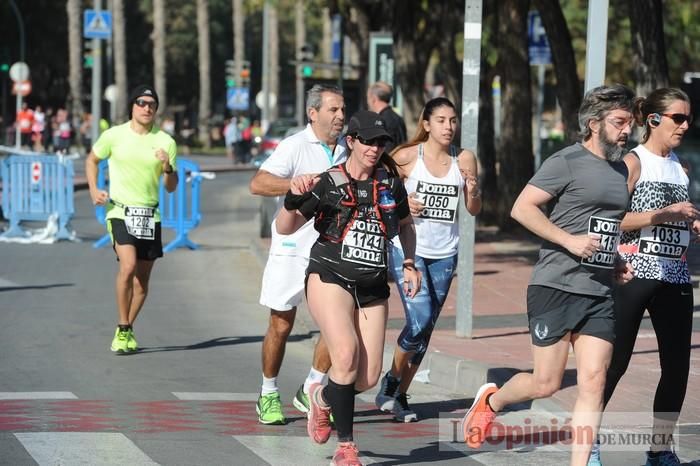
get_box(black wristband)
[284,190,310,211]
[402,262,416,271]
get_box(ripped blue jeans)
[389,244,457,365]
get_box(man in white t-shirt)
[249,84,346,424]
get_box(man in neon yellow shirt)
[86,85,178,354]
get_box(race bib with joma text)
[124,206,156,240]
[415,181,459,223]
[341,218,385,267]
[581,216,621,269]
[638,221,689,260]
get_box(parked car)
[251,120,304,168]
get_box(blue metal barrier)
[93,158,203,252]
[1,154,75,239]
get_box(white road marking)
[0,392,77,400]
[234,435,378,465]
[172,392,259,401]
[15,432,159,465]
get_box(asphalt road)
[1,171,696,465]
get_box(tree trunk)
[627,0,669,96]
[496,0,533,229]
[269,4,279,121]
[232,0,244,86]
[112,0,127,123]
[66,0,83,133]
[196,0,211,148]
[533,0,581,143]
[153,0,167,114]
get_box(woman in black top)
[276,111,420,466]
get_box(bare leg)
[569,334,612,466]
[312,335,332,373]
[261,308,296,378]
[128,259,155,325]
[114,243,138,325]
[353,301,389,392]
[489,334,571,412]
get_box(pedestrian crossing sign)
[84,10,112,40]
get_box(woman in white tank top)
[374,97,481,422]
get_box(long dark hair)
[390,97,457,156]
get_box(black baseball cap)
[129,84,159,111]
[346,110,392,141]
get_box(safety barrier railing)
[93,158,204,252]
[1,153,75,240]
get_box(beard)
[599,127,627,162]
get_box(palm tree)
[232,0,244,81]
[112,0,127,123]
[196,0,211,148]
[269,3,279,121]
[153,0,167,114]
[66,0,83,134]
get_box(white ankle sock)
[303,367,327,393]
[261,375,278,395]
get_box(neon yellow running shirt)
[92,121,177,221]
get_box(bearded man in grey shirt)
[462,84,636,466]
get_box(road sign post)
[84,3,112,147]
[9,61,30,150]
[456,0,483,339]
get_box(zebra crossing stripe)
[172,392,259,401]
[0,392,77,400]
[14,433,158,465]
[234,435,378,464]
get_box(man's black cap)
[129,84,159,108]
[346,110,392,141]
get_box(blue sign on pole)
[227,87,250,111]
[527,11,551,65]
[84,10,113,40]
[331,14,342,63]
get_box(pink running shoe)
[331,442,362,466]
[306,383,332,444]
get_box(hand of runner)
[461,167,479,197]
[691,220,700,242]
[565,233,601,259]
[89,188,109,206]
[408,192,426,216]
[155,148,171,172]
[613,258,634,284]
[289,174,319,195]
[403,267,422,298]
[663,201,700,222]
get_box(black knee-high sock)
[323,378,355,442]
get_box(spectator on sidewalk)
[375,97,481,422]
[276,110,421,466]
[590,88,698,466]
[462,84,636,466]
[248,84,345,426]
[85,84,177,355]
[16,102,34,149]
[366,81,407,155]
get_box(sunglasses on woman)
[134,98,158,110]
[661,113,693,125]
[355,136,388,147]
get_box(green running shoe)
[256,392,286,425]
[110,327,129,354]
[294,383,334,423]
[126,329,138,352]
[292,384,310,414]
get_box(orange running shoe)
[331,442,363,466]
[462,382,498,448]
[307,383,332,444]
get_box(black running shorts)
[526,285,615,347]
[305,265,390,308]
[108,218,163,261]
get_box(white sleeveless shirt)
[401,144,464,259]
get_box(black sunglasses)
[661,113,693,125]
[355,136,388,147]
[134,98,158,110]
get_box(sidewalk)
[253,224,700,427]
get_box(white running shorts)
[259,253,309,311]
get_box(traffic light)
[83,41,94,68]
[0,47,10,72]
[0,63,8,73]
[240,61,250,87]
[300,44,314,78]
[225,59,236,88]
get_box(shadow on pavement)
[0,283,73,292]
[130,332,317,353]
